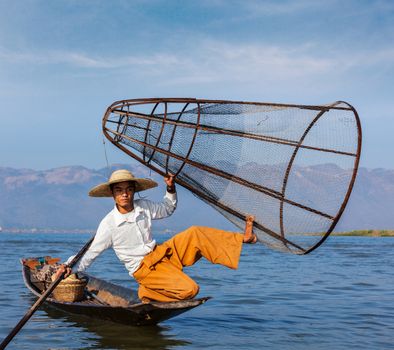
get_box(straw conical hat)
[89,169,157,197]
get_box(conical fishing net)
[102,98,361,254]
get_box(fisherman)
[59,169,256,303]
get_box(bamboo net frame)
[102,98,362,254]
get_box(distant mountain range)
[0,164,393,232]
[0,164,230,233]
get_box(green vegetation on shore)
[332,230,394,237]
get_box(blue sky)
[0,0,393,170]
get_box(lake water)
[0,232,393,350]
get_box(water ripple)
[1,234,394,349]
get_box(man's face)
[112,181,135,212]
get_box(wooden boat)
[21,257,209,326]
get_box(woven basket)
[52,274,87,302]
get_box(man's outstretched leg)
[161,215,257,270]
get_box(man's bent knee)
[179,280,200,300]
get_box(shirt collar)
[113,202,144,226]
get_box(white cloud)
[1,39,393,87]
[240,0,333,16]
[0,46,184,69]
[199,0,336,16]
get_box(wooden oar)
[0,236,95,350]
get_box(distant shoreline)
[0,229,94,234]
[330,230,394,237]
[0,228,175,234]
[1,229,393,237]
[304,229,394,237]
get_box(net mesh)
[103,99,361,254]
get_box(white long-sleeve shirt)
[69,191,177,276]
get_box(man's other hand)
[53,264,72,280]
[164,174,176,193]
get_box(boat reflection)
[40,304,190,350]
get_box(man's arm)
[147,175,177,220]
[65,222,112,273]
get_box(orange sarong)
[133,226,244,302]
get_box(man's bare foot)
[243,215,257,244]
[141,297,152,304]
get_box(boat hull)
[21,258,209,326]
